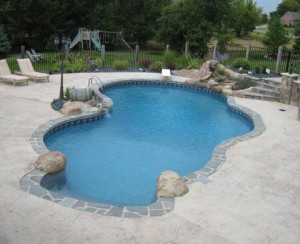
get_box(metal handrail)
[87,76,104,92]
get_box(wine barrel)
[70,88,92,102]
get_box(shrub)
[234,77,257,90]
[70,57,86,72]
[186,55,203,69]
[87,56,102,70]
[176,55,188,69]
[64,87,72,100]
[113,60,129,70]
[163,51,176,66]
[140,59,151,69]
[215,76,227,83]
[232,58,251,70]
[254,66,261,74]
[215,68,225,76]
[165,63,176,70]
[149,61,163,72]
[52,55,87,73]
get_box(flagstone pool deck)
[0,72,299,244]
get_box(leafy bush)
[186,55,203,69]
[87,56,102,70]
[149,61,163,72]
[113,60,129,70]
[232,58,251,70]
[234,77,257,90]
[176,55,188,69]
[215,68,225,76]
[51,55,87,73]
[140,59,151,69]
[64,87,72,100]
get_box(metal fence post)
[212,40,218,60]
[101,45,106,66]
[185,41,189,56]
[21,45,25,58]
[285,51,291,72]
[246,43,251,60]
[276,45,283,74]
[134,45,139,67]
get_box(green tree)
[113,0,171,47]
[231,0,262,36]
[0,0,97,49]
[0,27,11,58]
[276,0,300,16]
[260,13,269,24]
[156,0,231,52]
[293,23,300,52]
[263,15,289,53]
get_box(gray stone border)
[20,79,265,218]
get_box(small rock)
[157,171,189,198]
[221,88,234,96]
[34,151,67,173]
[206,79,218,88]
[211,85,223,93]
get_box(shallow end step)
[251,86,280,96]
[244,91,279,102]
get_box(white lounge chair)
[30,49,43,61]
[26,50,38,62]
[0,59,29,86]
[16,58,49,82]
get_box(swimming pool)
[41,81,253,206]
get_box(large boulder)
[34,151,67,173]
[217,64,248,81]
[157,171,189,198]
[60,101,82,115]
[102,97,113,109]
[174,60,218,82]
[173,69,203,80]
[206,79,218,88]
[198,60,218,81]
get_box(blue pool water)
[43,83,253,206]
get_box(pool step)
[243,77,281,102]
[256,81,281,92]
[251,86,280,97]
[244,91,280,102]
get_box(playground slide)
[91,37,101,51]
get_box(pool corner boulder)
[34,151,67,173]
[157,171,189,198]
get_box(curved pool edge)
[20,79,265,218]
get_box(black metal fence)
[216,44,300,74]
[4,44,300,75]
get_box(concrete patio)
[0,72,299,244]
